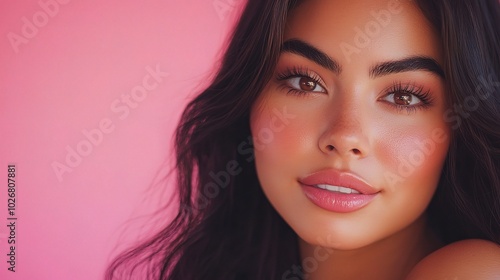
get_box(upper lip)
[299,169,379,195]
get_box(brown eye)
[287,76,326,93]
[393,91,413,105]
[382,91,422,106]
[299,77,318,91]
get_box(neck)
[298,214,442,280]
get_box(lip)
[299,169,380,213]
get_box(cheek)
[251,91,292,150]
[250,99,321,173]
[251,105,302,171]
[249,99,319,207]
[373,122,450,194]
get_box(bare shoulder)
[406,239,500,280]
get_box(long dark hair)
[106,0,500,279]
[422,0,500,243]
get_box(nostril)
[326,145,334,151]
[352,148,361,155]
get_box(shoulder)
[406,239,500,280]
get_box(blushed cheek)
[251,106,306,161]
[374,124,450,191]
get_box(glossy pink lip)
[299,169,378,195]
[299,169,380,213]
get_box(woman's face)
[250,0,450,249]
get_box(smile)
[315,184,361,194]
[299,169,380,213]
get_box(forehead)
[285,0,443,66]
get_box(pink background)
[0,0,244,279]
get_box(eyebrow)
[281,39,445,79]
[370,57,445,78]
[281,39,341,73]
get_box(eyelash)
[276,67,434,113]
[276,67,326,96]
[382,82,433,114]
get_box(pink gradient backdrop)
[0,0,244,279]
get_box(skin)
[250,0,454,279]
[406,239,500,279]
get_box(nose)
[318,103,369,159]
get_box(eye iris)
[299,77,316,91]
[394,92,412,105]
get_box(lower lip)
[301,184,378,213]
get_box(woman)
[106,0,500,279]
